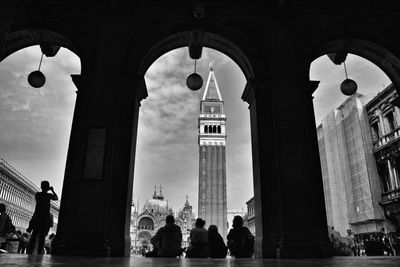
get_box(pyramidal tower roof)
[202,62,223,101]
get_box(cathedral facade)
[198,64,228,239]
[130,186,195,254]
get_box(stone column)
[244,28,332,258]
[387,159,395,190]
[376,110,386,143]
[242,80,283,258]
[52,19,148,256]
[52,73,147,257]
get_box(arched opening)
[130,45,254,256]
[138,217,155,230]
[0,30,81,236]
[309,38,400,255]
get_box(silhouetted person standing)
[27,181,58,254]
[227,216,254,258]
[150,215,182,257]
[208,225,227,258]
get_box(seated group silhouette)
[1,180,254,258]
[149,215,254,258]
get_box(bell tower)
[198,63,227,239]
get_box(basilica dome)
[143,198,167,214]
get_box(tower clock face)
[203,104,221,114]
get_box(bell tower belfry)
[198,63,227,239]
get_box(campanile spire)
[198,63,227,239]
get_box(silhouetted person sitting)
[227,216,254,258]
[150,214,182,257]
[208,225,227,258]
[27,181,58,255]
[0,203,15,249]
[186,218,209,258]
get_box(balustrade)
[381,187,400,202]
[374,126,400,151]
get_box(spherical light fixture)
[340,78,357,96]
[186,73,203,91]
[186,59,203,91]
[340,61,357,96]
[28,70,46,88]
[28,53,46,88]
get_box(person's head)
[16,230,22,236]
[331,226,334,230]
[41,181,50,191]
[195,218,205,228]
[208,225,218,235]
[347,229,352,235]
[232,216,243,228]
[165,215,175,225]
[381,227,385,233]
[0,203,6,213]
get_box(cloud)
[0,46,80,195]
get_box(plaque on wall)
[83,128,107,180]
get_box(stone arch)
[302,29,400,90]
[132,26,256,81]
[1,28,82,72]
[138,216,155,230]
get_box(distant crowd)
[143,215,255,258]
[329,226,400,256]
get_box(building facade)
[0,158,59,234]
[317,93,385,235]
[244,197,255,236]
[317,93,386,236]
[130,186,195,254]
[366,84,400,231]
[197,63,228,239]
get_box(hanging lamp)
[28,53,46,88]
[340,61,357,96]
[186,59,203,91]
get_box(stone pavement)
[0,254,399,267]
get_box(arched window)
[213,125,217,133]
[205,125,208,133]
[217,125,221,133]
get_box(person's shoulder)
[243,227,252,234]
[172,224,181,230]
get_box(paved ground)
[0,254,399,267]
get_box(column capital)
[241,79,269,108]
[121,75,148,105]
[134,75,148,104]
[242,80,256,108]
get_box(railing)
[381,187,400,203]
[373,127,400,151]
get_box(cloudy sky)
[0,46,390,215]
